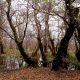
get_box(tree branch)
[6,0,19,42]
[0,27,15,40]
[22,0,29,41]
[32,5,69,25]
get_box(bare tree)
[6,0,37,67]
[44,2,55,56]
[33,1,48,67]
[52,0,79,70]
[0,0,5,54]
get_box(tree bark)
[0,34,4,54]
[37,36,47,67]
[33,3,48,67]
[52,0,79,71]
[76,22,80,61]
[52,23,75,70]
[49,38,55,56]
[16,42,37,67]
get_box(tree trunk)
[32,47,39,57]
[17,42,37,67]
[33,4,48,67]
[49,38,55,56]
[44,2,53,54]
[37,35,47,67]
[52,23,75,70]
[76,23,80,61]
[76,27,80,46]
[0,42,4,54]
[52,0,79,71]
[0,32,4,54]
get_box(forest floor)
[0,67,80,80]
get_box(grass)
[46,50,53,63]
[4,48,20,56]
[1,48,80,69]
[65,50,80,69]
